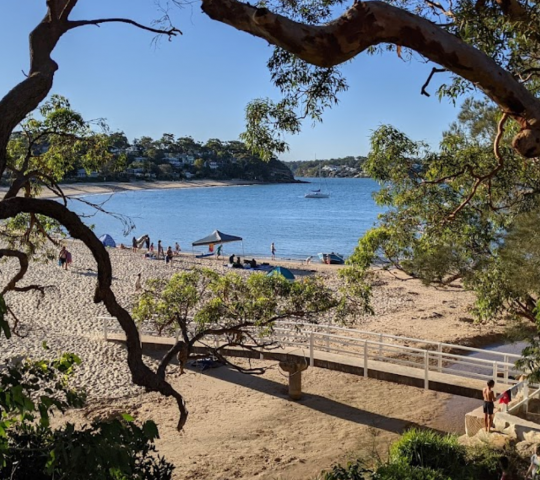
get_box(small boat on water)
[318,252,345,265]
[305,189,330,199]
[305,163,330,198]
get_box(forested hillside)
[286,156,368,177]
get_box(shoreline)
[0,179,292,199]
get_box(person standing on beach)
[216,244,222,259]
[145,236,150,251]
[132,236,137,252]
[157,240,163,259]
[166,246,173,266]
[175,242,181,254]
[483,379,496,432]
[271,242,276,260]
[58,246,68,270]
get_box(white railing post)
[378,333,383,360]
[493,362,498,383]
[309,332,314,367]
[437,343,442,372]
[102,317,108,340]
[364,340,368,378]
[424,351,429,390]
[504,355,509,384]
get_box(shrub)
[389,428,467,479]
[318,459,370,479]
[0,352,174,479]
[374,463,450,480]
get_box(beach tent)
[192,230,243,246]
[99,234,116,248]
[192,230,244,255]
[267,266,295,281]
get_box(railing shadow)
[189,363,447,436]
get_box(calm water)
[68,177,383,260]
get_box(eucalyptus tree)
[347,98,540,325]
[0,0,187,430]
[198,0,540,163]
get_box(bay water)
[68,177,383,260]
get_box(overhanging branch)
[201,0,540,158]
[67,18,182,38]
[0,197,188,430]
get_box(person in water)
[483,379,496,432]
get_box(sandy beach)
[1,242,516,479]
[0,179,273,199]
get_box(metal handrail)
[99,316,522,391]
[275,321,521,360]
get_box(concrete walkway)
[105,332,511,399]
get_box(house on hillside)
[179,154,195,165]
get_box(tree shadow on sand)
[186,363,448,436]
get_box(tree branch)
[421,67,447,97]
[0,197,188,430]
[67,18,182,38]
[201,0,540,158]
[0,249,30,295]
[447,112,509,219]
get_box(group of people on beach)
[131,235,181,266]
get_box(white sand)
[1,242,513,479]
[0,179,271,200]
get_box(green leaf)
[121,413,134,422]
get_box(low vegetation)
[318,429,526,480]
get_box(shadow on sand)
[141,350,447,436]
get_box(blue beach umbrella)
[267,266,295,281]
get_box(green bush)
[0,352,174,479]
[389,429,467,479]
[374,463,450,480]
[318,459,370,479]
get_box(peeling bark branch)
[201,0,540,157]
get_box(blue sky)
[0,0,463,161]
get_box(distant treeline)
[285,156,368,177]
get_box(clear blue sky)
[0,0,463,161]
